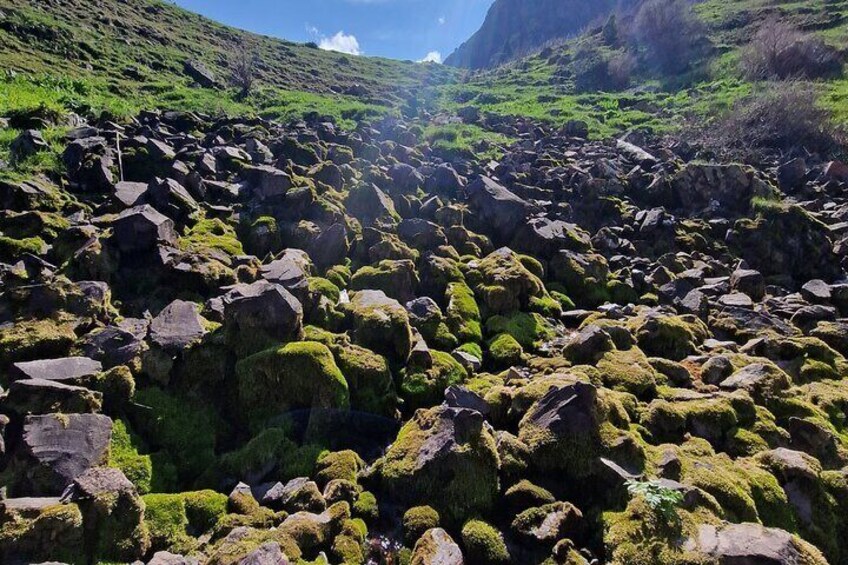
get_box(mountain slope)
[445,0,622,69]
[0,0,457,120]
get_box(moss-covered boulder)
[236,341,350,429]
[511,502,583,547]
[445,281,483,344]
[595,347,658,398]
[727,204,840,283]
[461,519,510,564]
[632,314,709,362]
[549,250,610,308]
[345,290,413,362]
[333,342,398,416]
[0,317,77,367]
[350,259,419,303]
[403,506,441,545]
[518,382,643,480]
[68,467,150,561]
[0,499,84,563]
[467,247,548,314]
[378,405,499,524]
[400,350,467,410]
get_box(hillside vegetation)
[441,0,848,142]
[3,1,848,565]
[0,0,456,120]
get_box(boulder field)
[1,111,847,565]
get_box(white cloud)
[438,16,446,25]
[419,51,442,64]
[319,31,362,55]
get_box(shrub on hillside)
[230,39,258,99]
[632,0,707,74]
[571,43,634,92]
[692,82,842,160]
[740,17,843,81]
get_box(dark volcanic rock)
[467,176,538,244]
[111,204,177,253]
[12,413,112,495]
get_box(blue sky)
[173,0,494,62]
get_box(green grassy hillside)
[0,0,457,122]
[437,0,848,138]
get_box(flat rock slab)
[690,522,822,564]
[10,357,102,382]
[19,413,113,495]
[149,299,207,352]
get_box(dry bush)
[741,17,842,80]
[692,82,842,161]
[571,43,634,92]
[632,0,707,74]
[230,39,258,99]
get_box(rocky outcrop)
[446,0,619,69]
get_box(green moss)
[457,342,483,361]
[333,343,397,416]
[632,315,708,361]
[529,294,562,317]
[352,491,379,523]
[133,387,219,484]
[236,341,349,429]
[519,385,641,480]
[88,365,135,411]
[350,259,419,301]
[403,506,440,545]
[504,480,556,512]
[399,350,467,410]
[316,450,364,485]
[325,264,352,289]
[141,493,193,553]
[487,333,523,368]
[380,406,500,525]
[332,532,365,564]
[0,317,76,365]
[182,490,228,533]
[603,497,714,565]
[308,276,341,303]
[446,282,483,343]
[642,396,739,446]
[216,427,327,488]
[108,418,153,494]
[549,251,610,308]
[0,234,45,260]
[0,503,85,564]
[461,519,509,564]
[179,218,244,256]
[485,312,554,350]
[346,291,414,361]
[596,348,658,398]
[206,527,302,565]
[471,249,548,314]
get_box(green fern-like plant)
[625,479,684,523]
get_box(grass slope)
[438,0,848,138]
[0,0,457,122]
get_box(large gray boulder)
[111,205,177,253]
[687,522,827,564]
[9,357,103,382]
[466,176,538,244]
[149,299,208,352]
[223,280,304,357]
[11,413,112,495]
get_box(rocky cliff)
[445,0,620,69]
